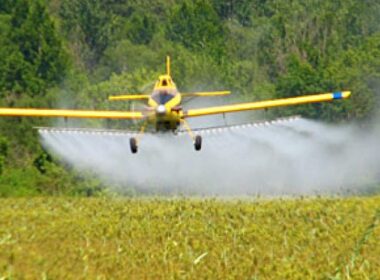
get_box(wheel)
[130,137,138,154]
[194,135,202,151]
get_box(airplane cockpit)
[152,90,176,104]
[152,75,178,104]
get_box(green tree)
[0,136,8,175]
[60,0,115,69]
[212,0,256,26]
[0,0,13,14]
[0,0,67,96]
[167,0,226,61]
[275,55,331,119]
[127,12,156,45]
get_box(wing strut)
[181,119,202,151]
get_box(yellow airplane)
[0,57,351,153]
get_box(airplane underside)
[155,120,180,132]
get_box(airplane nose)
[156,105,166,115]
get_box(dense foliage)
[0,197,379,278]
[0,0,379,195]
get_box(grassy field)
[0,197,379,279]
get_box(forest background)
[0,0,379,196]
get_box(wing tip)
[333,91,351,100]
[342,91,351,99]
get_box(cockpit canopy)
[152,90,176,104]
[152,73,178,104]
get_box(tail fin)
[166,56,171,76]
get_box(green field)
[0,197,379,279]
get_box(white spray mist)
[39,117,380,196]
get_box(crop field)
[0,197,379,279]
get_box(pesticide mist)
[39,118,380,196]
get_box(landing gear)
[130,121,148,154]
[181,119,203,152]
[130,137,138,154]
[194,135,202,151]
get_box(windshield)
[152,91,175,104]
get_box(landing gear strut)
[130,137,138,154]
[181,119,202,152]
[194,135,202,151]
[129,121,148,154]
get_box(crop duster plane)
[0,57,350,153]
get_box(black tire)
[130,137,138,154]
[194,135,202,151]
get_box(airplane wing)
[0,108,144,119]
[181,91,230,97]
[108,94,150,101]
[182,91,351,118]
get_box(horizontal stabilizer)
[181,91,231,97]
[108,95,150,101]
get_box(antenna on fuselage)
[166,56,171,76]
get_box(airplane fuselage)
[147,74,183,132]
